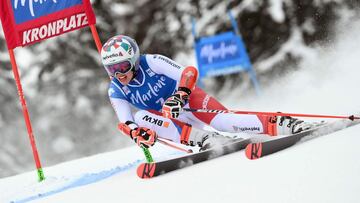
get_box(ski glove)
[118,122,158,148]
[162,88,190,119]
[130,127,158,148]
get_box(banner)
[195,31,252,78]
[0,0,96,49]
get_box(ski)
[137,138,250,179]
[245,119,360,160]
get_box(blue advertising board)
[11,0,83,24]
[195,31,252,78]
[192,10,261,95]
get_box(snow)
[256,27,317,73]
[226,19,360,116]
[268,0,286,23]
[195,2,228,36]
[2,5,360,203]
[110,3,134,16]
[51,137,74,154]
[1,124,360,203]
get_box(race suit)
[108,54,267,143]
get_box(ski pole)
[183,108,360,121]
[141,138,192,163]
[142,147,154,163]
[158,138,193,153]
[118,123,154,162]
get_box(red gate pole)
[89,25,102,53]
[8,49,45,182]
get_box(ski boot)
[181,127,231,151]
[268,116,315,136]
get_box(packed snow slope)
[2,12,360,203]
[1,124,360,203]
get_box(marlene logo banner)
[200,41,238,64]
[195,31,252,78]
[0,0,96,49]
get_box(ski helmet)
[101,35,140,77]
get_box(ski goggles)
[105,61,133,76]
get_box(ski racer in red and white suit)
[101,35,307,150]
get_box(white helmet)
[101,35,140,76]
